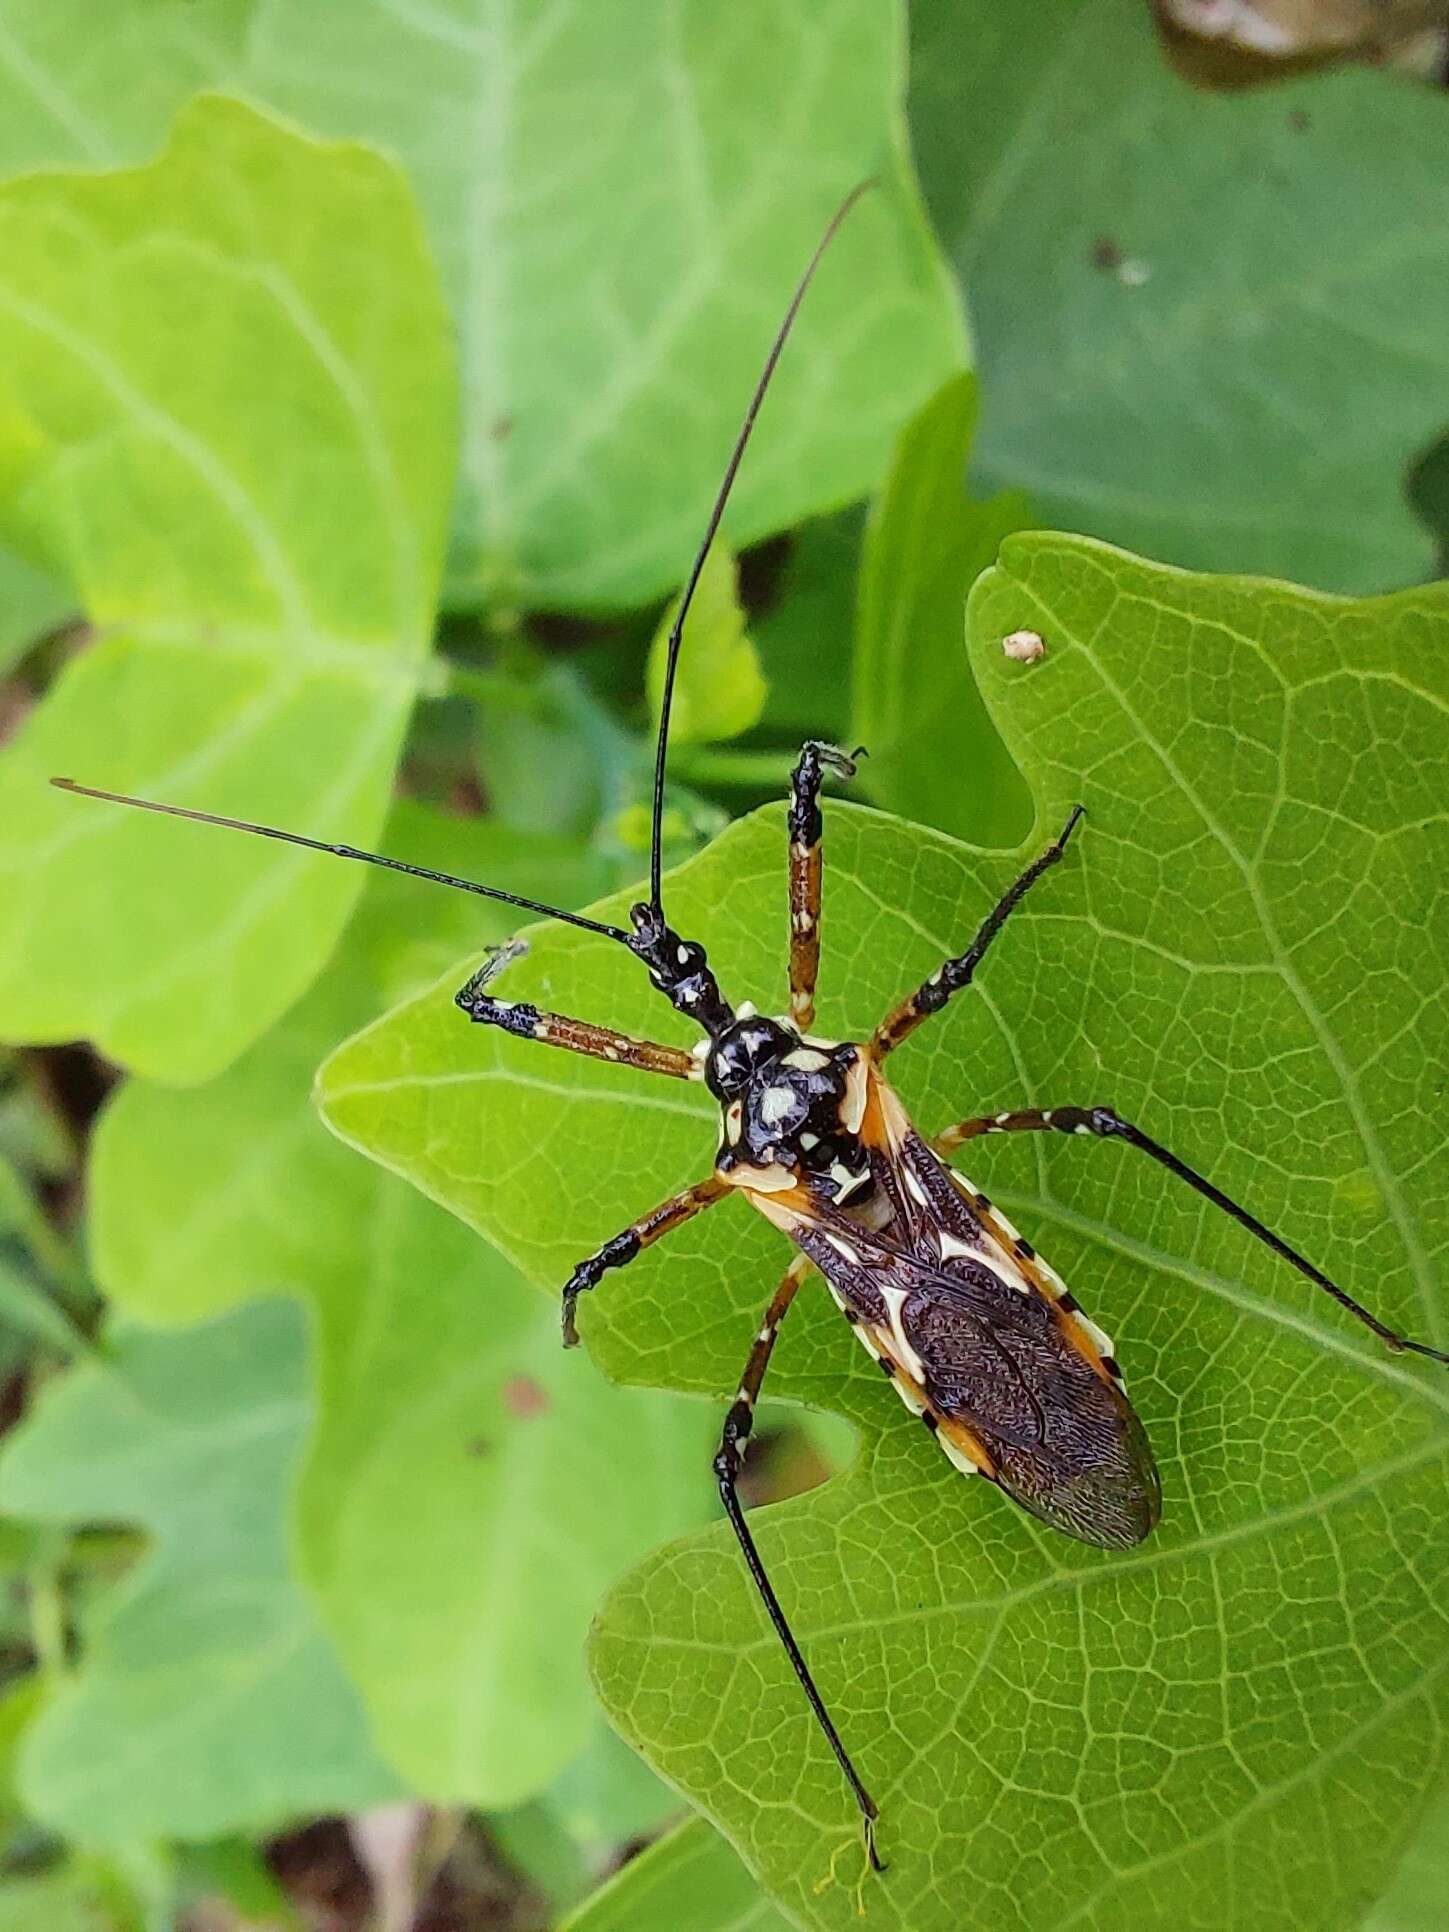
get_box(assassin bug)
[53,187,1449,1874]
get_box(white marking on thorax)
[727,1162,798,1196]
[759,1084,797,1128]
[783,1047,830,1071]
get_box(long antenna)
[49,778,630,943]
[647,179,875,915]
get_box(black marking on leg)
[872,806,1084,1059]
[934,1099,1449,1368]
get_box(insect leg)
[714,1253,884,1870]
[561,1176,728,1346]
[870,807,1083,1059]
[933,1106,1449,1366]
[457,944,702,1081]
[787,741,859,1031]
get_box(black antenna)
[49,778,630,943]
[647,179,875,915]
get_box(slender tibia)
[871,807,1083,1060]
[713,1254,884,1872]
[786,742,859,1032]
[560,1177,728,1347]
[932,1105,1449,1366]
[456,947,702,1081]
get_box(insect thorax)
[704,1014,871,1203]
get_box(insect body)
[54,187,1449,1874]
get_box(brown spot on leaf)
[502,1374,551,1419]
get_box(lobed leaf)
[90,807,716,1810]
[320,535,1449,1928]
[910,0,1449,593]
[0,1299,401,1844]
[0,0,962,611]
[560,1814,790,1932]
[0,94,454,1080]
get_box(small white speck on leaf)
[1002,629,1047,664]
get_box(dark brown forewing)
[903,1260,1161,1549]
[787,1199,1161,1551]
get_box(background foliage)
[0,3,1444,1929]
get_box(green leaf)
[560,1815,789,1932]
[91,806,715,1810]
[320,535,1449,1929]
[0,547,68,679]
[0,94,454,1081]
[0,0,961,611]
[648,548,765,747]
[852,372,1031,846]
[0,1298,400,1845]
[0,1871,110,1932]
[910,0,1449,593]
[753,511,862,744]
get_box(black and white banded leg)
[714,1253,884,1870]
[458,942,702,1082]
[561,1176,728,1346]
[871,806,1083,1060]
[787,741,859,1033]
[933,1106,1449,1365]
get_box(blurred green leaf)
[90,805,715,1811]
[524,1724,681,1879]
[0,1871,110,1932]
[0,549,68,678]
[177,1837,302,1931]
[752,512,861,744]
[852,372,1031,846]
[0,0,961,611]
[0,1257,87,1360]
[648,548,765,747]
[911,0,1449,593]
[0,94,454,1081]
[559,1816,789,1932]
[321,536,1449,1929]
[0,1298,400,1845]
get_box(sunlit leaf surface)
[89,808,715,1809]
[0,0,962,610]
[321,535,1449,1929]
[0,95,454,1080]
